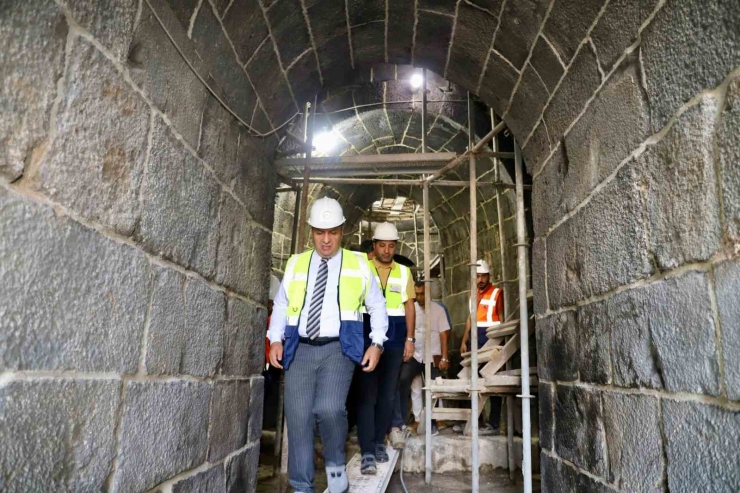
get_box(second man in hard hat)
[357,222,416,474]
[268,197,388,493]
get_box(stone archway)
[1,0,739,491]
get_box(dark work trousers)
[284,341,355,493]
[391,358,439,429]
[356,347,404,455]
[346,365,362,431]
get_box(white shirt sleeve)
[267,275,289,344]
[436,303,451,333]
[364,272,388,345]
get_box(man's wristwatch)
[370,342,384,352]
[440,358,450,362]
[406,337,416,343]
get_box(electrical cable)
[143,0,299,138]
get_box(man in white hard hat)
[458,258,504,434]
[460,259,503,353]
[268,197,388,493]
[356,222,415,474]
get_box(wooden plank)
[480,322,535,379]
[484,375,523,386]
[460,338,500,358]
[323,448,400,493]
[489,318,522,332]
[432,408,472,421]
[496,367,537,376]
[485,326,518,338]
[481,386,520,394]
[457,366,471,379]
[461,344,504,367]
[479,334,520,378]
[429,378,471,393]
[483,375,539,386]
[432,394,472,400]
[482,384,541,395]
[486,317,534,338]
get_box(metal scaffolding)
[491,109,517,481]
[277,74,534,492]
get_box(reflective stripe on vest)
[284,249,370,325]
[368,262,410,316]
[472,287,501,328]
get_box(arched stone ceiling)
[165,0,712,180]
[273,68,522,242]
[219,0,652,158]
[269,61,532,266]
[276,68,483,156]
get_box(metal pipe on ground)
[514,141,533,493]
[467,92,480,493]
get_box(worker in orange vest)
[460,259,503,353]
[458,259,504,434]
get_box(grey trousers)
[285,341,355,493]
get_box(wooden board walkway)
[323,447,399,493]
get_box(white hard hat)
[308,197,345,229]
[372,222,399,241]
[269,274,280,301]
[476,259,490,274]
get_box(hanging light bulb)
[410,73,424,89]
[312,131,336,155]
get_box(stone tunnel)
[1,0,738,492]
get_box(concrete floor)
[258,468,531,493]
[387,470,532,493]
[258,430,539,493]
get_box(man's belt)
[299,336,340,346]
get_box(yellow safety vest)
[369,262,410,317]
[281,249,373,368]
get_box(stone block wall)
[521,0,740,491]
[1,1,276,491]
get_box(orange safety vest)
[475,284,502,328]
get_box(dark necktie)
[306,257,328,340]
